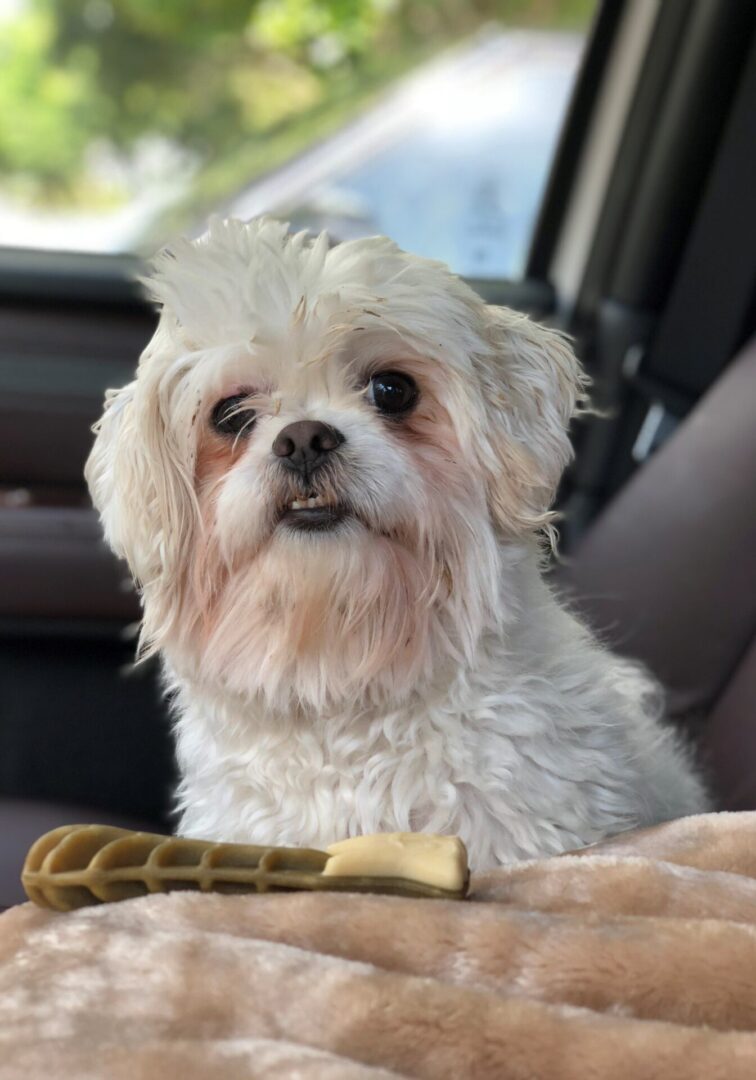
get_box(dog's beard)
[199,531,436,711]
[170,458,500,713]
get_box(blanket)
[2,811,756,1079]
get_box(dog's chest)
[180,705,486,841]
[174,688,622,867]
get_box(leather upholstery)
[700,639,756,810]
[556,335,756,806]
[0,506,139,621]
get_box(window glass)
[0,0,594,278]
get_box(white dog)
[86,217,707,869]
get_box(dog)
[86,217,707,869]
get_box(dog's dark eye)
[211,395,255,437]
[368,371,418,416]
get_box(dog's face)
[87,218,584,711]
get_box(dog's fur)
[86,217,707,868]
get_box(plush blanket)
[3,812,756,1079]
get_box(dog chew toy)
[21,825,469,911]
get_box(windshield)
[0,0,593,278]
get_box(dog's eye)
[367,372,418,416]
[211,395,256,437]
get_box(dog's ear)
[477,306,588,539]
[85,336,198,647]
[85,379,142,569]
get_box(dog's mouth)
[278,490,349,532]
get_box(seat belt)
[626,27,756,460]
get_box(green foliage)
[253,0,385,55]
[0,0,594,216]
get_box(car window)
[0,0,594,279]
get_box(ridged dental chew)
[21,826,470,911]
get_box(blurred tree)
[0,0,593,213]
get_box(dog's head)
[86,218,585,710]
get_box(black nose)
[272,420,344,477]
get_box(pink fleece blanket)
[3,812,756,1079]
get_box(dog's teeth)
[287,494,336,512]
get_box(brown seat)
[555,334,756,809]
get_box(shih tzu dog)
[86,217,707,868]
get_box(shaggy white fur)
[86,217,707,869]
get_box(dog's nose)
[272,420,344,476]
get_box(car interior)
[1,0,754,909]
